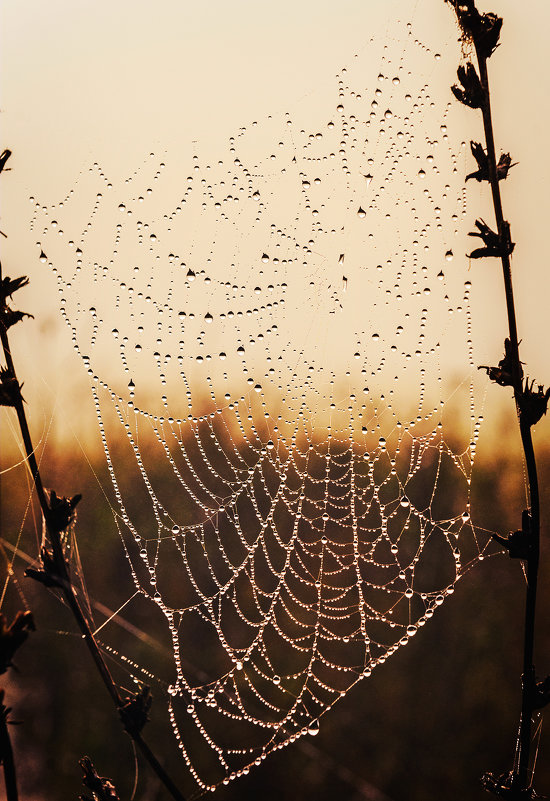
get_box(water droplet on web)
[308,720,320,736]
[445,250,453,261]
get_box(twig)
[79,756,120,801]
[446,2,548,796]
[0,691,18,801]
[0,163,186,800]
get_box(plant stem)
[475,56,521,386]
[516,421,540,790]
[0,695,18,801]
[475,46,541,794]
[0,270,187,801]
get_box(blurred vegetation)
[1,420,550,801]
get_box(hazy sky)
[1,0,549,443]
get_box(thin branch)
[0,267,186,798]
[475,49,541,799]
[0,692,18,801]
[446,1,546,795]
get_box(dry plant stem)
[0,322,120,706]
[475,48,541,792]
[0,703,18,801]
[0,318,187,801]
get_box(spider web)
[30,15,494,794]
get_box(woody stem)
[0,267,186,801]
[0,697,18,801]
[476,48,541,793]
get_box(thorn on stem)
[478,338,522,388]
[0,368,23,407]
[79,756,120,801]
[46,490,82,534]
[119,684,152,736]
[466,142,516,182]
[467,219,514,259]
[0,611,35,674]
[1,275,29,304]
[518,379,550,427]
[492,511,532,560]
[452,62,485,108]
[445,1,503,58]
[1,309,34,331]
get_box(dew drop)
[308,720,320,736]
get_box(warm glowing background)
[1,2,550,800]
[1,0,549,444]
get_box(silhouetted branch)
[0,161,186,801]
[0,612,35,674]
[447,0,547,795]
[79,756,120,801]
[0,691,18,801]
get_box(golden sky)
[1,0,549,445]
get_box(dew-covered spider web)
[31,13,495,794]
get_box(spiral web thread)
[31,17,494,793]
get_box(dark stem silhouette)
[0,152,187,801]
[0,693,18,801]
[477,50,541,801]
[446,2,548,796]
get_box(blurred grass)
[1,423,549,800]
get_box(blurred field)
[1,412,550,801]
